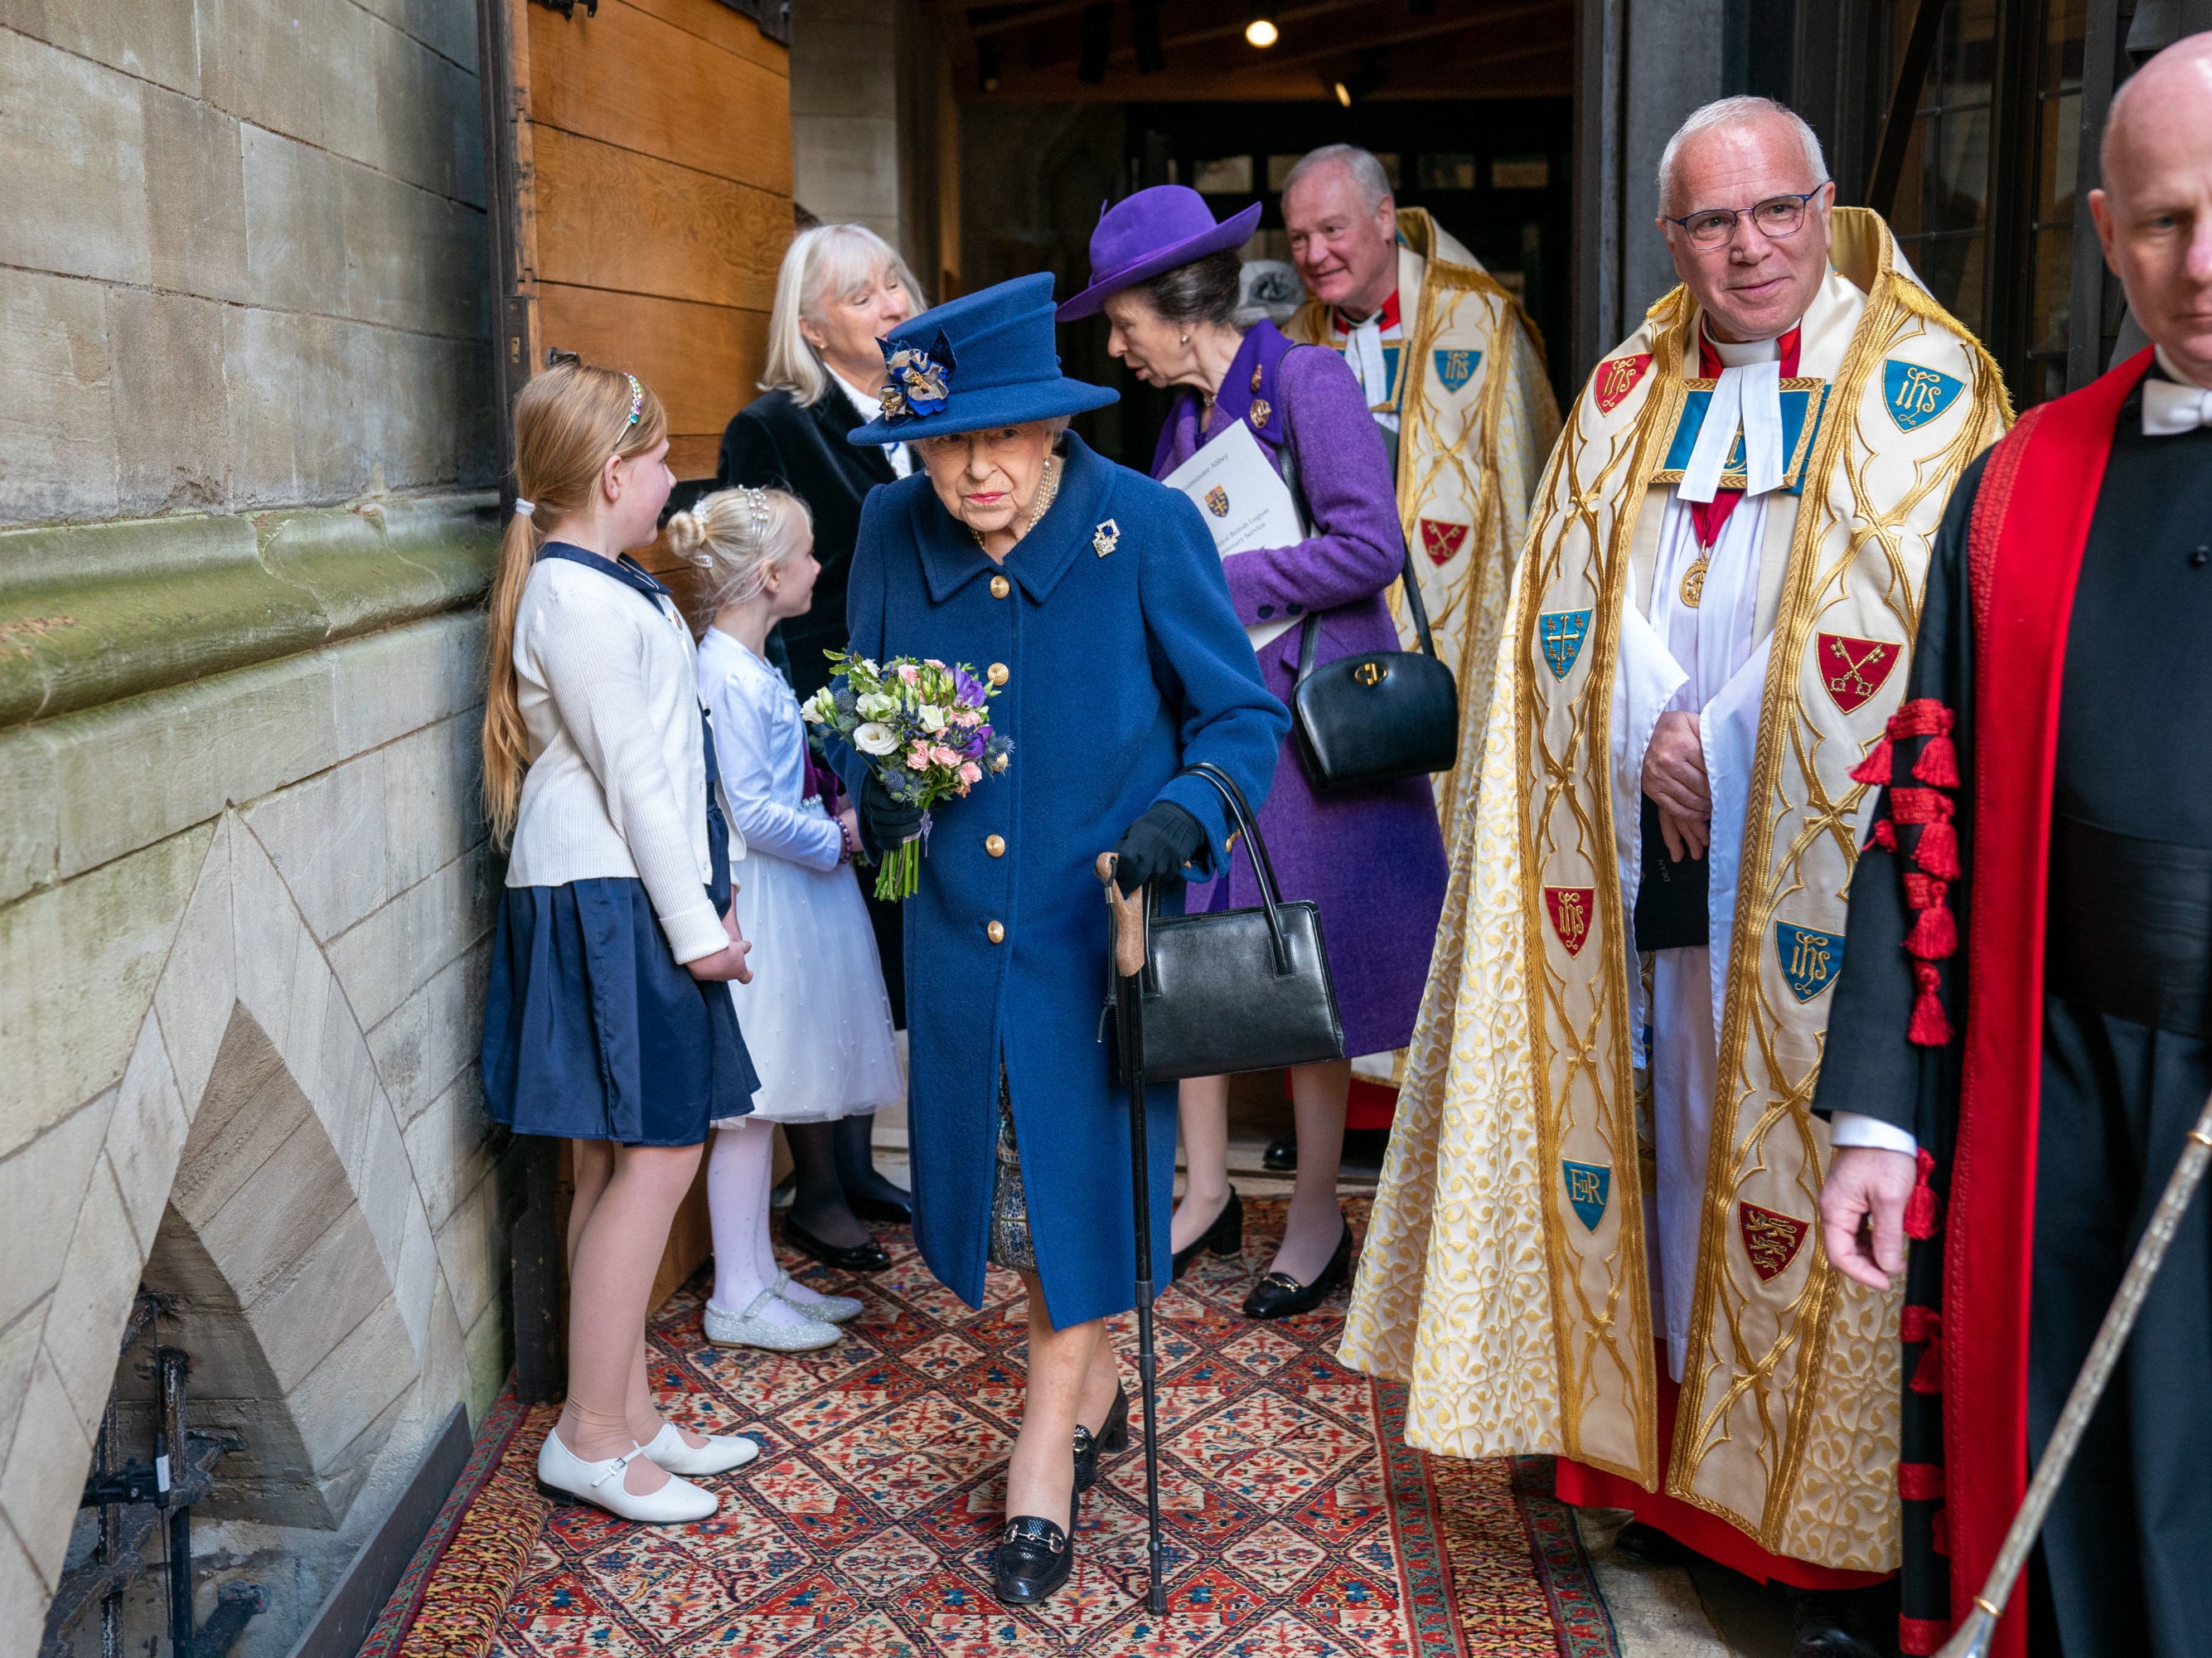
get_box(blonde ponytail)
[482,362,670,845]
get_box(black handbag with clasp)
[1288,546,1460,793]
[1269,390,1459,795]
[1106,762,1345,1084]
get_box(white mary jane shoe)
[536,1428,718,1524]
[638,1420,760,1477]
[772,1269,863,1325]
[703,1288,841,1352]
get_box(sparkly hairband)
[624,373,644,427]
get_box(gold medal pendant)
[1679,555,1708,608]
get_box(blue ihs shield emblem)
[1775,922,1846,1002]
[1433,348,1482,395]
[1882,361,1964,432]
[1561,1161,1612,1232]
[1539,609,1593,680]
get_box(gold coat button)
[986,662,1009,686]
[985,920,1005,943]
[990,574,1011,599]
[985,834,1006,857]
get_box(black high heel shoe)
[1169,1189,1244,1282]
[991,1490,1078,1605]
[1242,1219,1353,1321]
[1072,1383,1130,1493]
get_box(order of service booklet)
[1160,417,1306,648]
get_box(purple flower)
[954,667,986,706]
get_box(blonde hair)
[762,224,927,407]
[667,487,815,618]
[482,361,670,846]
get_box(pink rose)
[898,665,920,683]
[930,744,962,768]
[958,762,982,785]
[906,743,930,770]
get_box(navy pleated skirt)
[481,878,758,1146]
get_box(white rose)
[800,690,830,724]
[917,704,946,733]
[854,722,898,756]
[857,692,898,720]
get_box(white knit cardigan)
[505,554,732,965]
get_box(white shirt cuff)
[1828,1111,1918,1156]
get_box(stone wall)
[0,0,501,1651]
[0,0,492,526]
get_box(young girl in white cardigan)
[670,487,906,1350]
[478,364,762,1524]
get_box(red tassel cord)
[1890,788,1963,879]
[1866,817,1898,852]
[1896,1462,1946,1502]
[1903,1147,1941,1239]
[1908,962,1953,1046]
[1887,698,1953,739]
[1850,738,1894,787]
[1900,873,1958,959]
[1900,1304,1945,1393]
[1912,733,1961,788]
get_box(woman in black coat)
[715,223,927,1257]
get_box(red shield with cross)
[1420,518,1469,566]
[1737,1201,1811,1282]
[1593,352,1653,415]
[1816,633,1901,715]
[1543,886,1595,957]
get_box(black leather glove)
[1111,800,1208,895]
[861,773,925,849]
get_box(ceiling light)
[1333,80,1352,106]
[1245,5,1279,48]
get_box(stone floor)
[857,1107,1798,1658]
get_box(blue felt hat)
[1055,187,1263,322]
[845,273,1119,448]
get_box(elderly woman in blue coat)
[828,274,1286,1604]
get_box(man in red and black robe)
[1813,35,2212,1658]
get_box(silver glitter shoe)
[702,1288,841,1352]
[771,1269,863,1325]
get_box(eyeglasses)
[1664,190,1824,250]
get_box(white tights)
[705,1121,847,1326]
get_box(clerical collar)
[1701,323,1790,367]
[1333,288,1402,336]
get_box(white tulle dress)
[699,628,904,1126]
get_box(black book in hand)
[1634,792,1709,953]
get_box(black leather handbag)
[1109,762,1344,1084]
[1290,550,1459,793]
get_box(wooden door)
[478,0,792,1398]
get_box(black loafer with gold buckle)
[1241,1220,1353,1321]
[990,1502,1076,1604]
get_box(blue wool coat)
[828,434,1287,1329]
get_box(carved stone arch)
[136,1006,419,1529]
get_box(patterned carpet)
[365,1198,1619,1658]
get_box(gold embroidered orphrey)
[1288,209,1561,849]
[1337,209,2009,1573]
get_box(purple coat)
[1157,322,1448,1057]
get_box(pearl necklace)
[972,453,1063,551]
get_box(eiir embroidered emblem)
[1561,1161,1612,1232]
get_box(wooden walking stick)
[1097,851,1169,1615]
[1935,1081,2212,1657]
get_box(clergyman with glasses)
[1339,95,2009,1658]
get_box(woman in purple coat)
[1059,187,1449,1319]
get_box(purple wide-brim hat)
[1055,186,1264,322]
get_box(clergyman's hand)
[1819,1146,1919,1291]
[1643,710,1711,861]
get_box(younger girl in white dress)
[672,487,907,1350]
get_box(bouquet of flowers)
[801,652,1013,900]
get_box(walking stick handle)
[1096,853,1146,978]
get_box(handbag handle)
[1143,760,1299,977]
[1294,544,1440,683]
